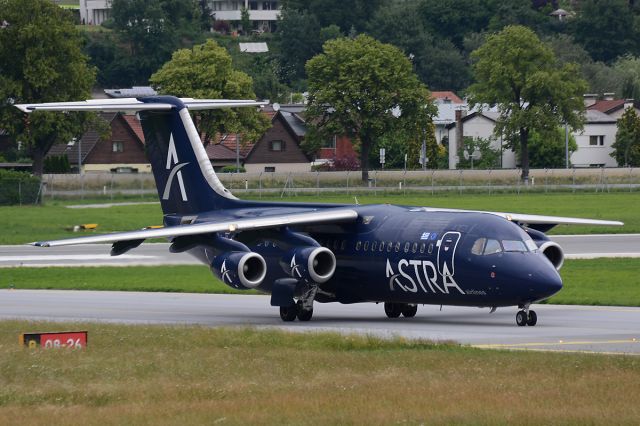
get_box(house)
[445,110,516,169]
[585,93,640,120]
[210,0,280,32]
[46,112,149,173]
[432,91,466,146]
[570,110,618,167]
[79,0,110,25]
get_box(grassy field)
[2,258,640,306]
[0,192,637,244]
[0,322,638,425]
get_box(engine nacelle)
[211,251,267,290]
[280,246,336,283]
[526,228,565,271]
[538,241,565,271]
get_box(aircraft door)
[437,231,461,277]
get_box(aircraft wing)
[416,207,623,231]
[31,208,359,247]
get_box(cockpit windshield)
[471,236,537,256]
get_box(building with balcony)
[209,1,280,32]
[79,0,110,26]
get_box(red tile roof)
[216,133,256,157]
[205,143,240,161]
[431,91,464,104]
[122,114,145,143]
[587,99,626,114]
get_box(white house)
[79,0,110,25]
[209,0,280,32]
[570,110,618,167]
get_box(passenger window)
[428,243,434,254]
[340,240,346,251]
[379,241,385,252]
[363,241,369,251]
[484,239,502,255]
[395,242,400,252]
[420,243,425,253]
[412,242,417,253]
[372,241,377,251]
[356,241,361,251]
[404,242,410,253]
[387,242,393,253]
[471,238,487,255]
[333,240,339,251]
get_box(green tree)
[572,0,637,63]
[614,55,640,101]
[457,137,501,170]
[611,107,640,167]
[283,0,383,33]
[467,26,587,182]
[305,35,437,182]
[0,0,95,176]
[149,39,269,145]
[240,6,252,34]
[526,127,577,169]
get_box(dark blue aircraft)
[17,96,623,326]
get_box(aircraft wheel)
[516,310,527,326]
[296,300,313,321]
[384,302,402,318]
[280,306,297,322]
[401,304,418,318]
[527,310,538,326]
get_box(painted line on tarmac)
[474,338,639,349]
[471,346,640,356]
[565,253,640,259]
[0,254,156,261]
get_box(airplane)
[16,96,623,326]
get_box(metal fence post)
[459,170,463,195]
[18,180,22,206]
[403,170,407,195]
[572,168,576,193]
[316,170,320,196]
[488,169,492,195]
[630,167,633,192]
[259,172,263,198]
[431,170,435,195]
[346,170,350,195]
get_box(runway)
[1,290,638,355]
[1,233,639,267]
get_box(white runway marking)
[0,254,155,261]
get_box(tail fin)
[16,96,264,215]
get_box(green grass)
[0,192,636,244]
[0,322,639,424]
[2,258,640,306]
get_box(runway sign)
[20,331,88,349]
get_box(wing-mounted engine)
[280,246,336,283]
[211,251,267,289]
[526,228,564,270]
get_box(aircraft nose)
[536,267,563,299]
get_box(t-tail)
[16,96,264,215]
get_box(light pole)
[565,123,569,169]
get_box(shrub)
[220,165,246,173]
[0,170,41,205]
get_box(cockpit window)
[525,238,538,252]
[471,238,486,255]
[484,239,502,255]
[502,240,527,252]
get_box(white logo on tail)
[162,134,189,201]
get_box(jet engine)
[211,251,267,290]
[526,228,564,270]
[280,246,336,283]
[538,241,565,271]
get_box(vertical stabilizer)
[139,97,240,215]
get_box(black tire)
[401,304,418,318]
[516,310,527,326]
[527,310,538,326]
[296,300,313,321]
[279,306,297,322]
[384,302,401,318]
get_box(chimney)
[455,108,466,160]
[624,99,635,110]
[583,94,598,107]
[603,92,615,101]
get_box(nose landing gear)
[516,305,538,326]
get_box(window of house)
[264,166,275,172]
[112,141,124,153]
[589,135,605,146]
[249,1,258,10]
[270,140,285,151]
[322,135,337,149]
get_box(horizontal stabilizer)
[15,98,265,113]
[30,208,359,248]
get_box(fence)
[0,178,42,205]
[15,168,638,201]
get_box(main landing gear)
[516,305,538,326]
[279,300,314,322]
[384,302,418,318]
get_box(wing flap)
[31,208,359,248]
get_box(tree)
[282,0,383,33]
[457,137,501,169]
[611,107,640,167]
[467,25,587,182]
[305,35,437,182]
[0,0,96,175]
[149,39,269,145]
[572,0,637,63]
[526,127,577,168]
